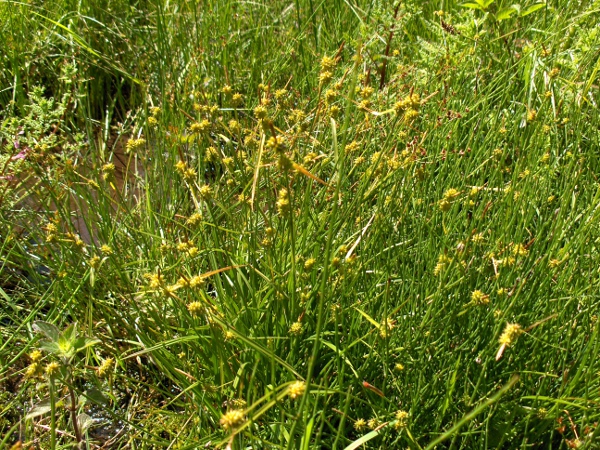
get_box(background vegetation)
[1,0,600,448]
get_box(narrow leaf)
[424,375,519,450]
[72,337,101,353]
[344,423,389,450]
[353,307,381,328]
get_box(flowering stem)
[286,44,361,449]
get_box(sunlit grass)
[1,1,600,449]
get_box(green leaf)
[520,2,546,16]
[32,321,60,342]
[301,417,315,450]
[25,399,52,420]
[496,6,518,20]
[344,424,389,450]
[461,2,484,9]
[82,388,109,405]
[39,341,62,355]
[57,334,74,358]
[61,323,78,343]
[72,337,100,353]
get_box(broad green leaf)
[82,388,109,405]
[496,6,518,20]
[32,321,60,342]
[25,399,52,420]
[482,0,496,7]
[39,341,62,355]
[521,2,546,16]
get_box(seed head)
[25,363,41,378]
[379,318,395,339]
[394,410,409,429]
[190,120,211,134]
[199,184,213,199]
[321,55,336,72]
[274,88,288,100]
[186,212,203,226]
[471,233,485,244]
[190,275,206,288]
[319,71,333,85]
[512,243,529,257]
[471,290,489,306]
[88,256,101,269]
[205,146,220,163]
[228,119,241,134]
[354,418,367,431]
[232,93,243,107]
[367,418,379,430]
[288,381,306,399]
[304,258,316,271]
[183,167,197,181]
[100,244,113,255]
[146,272,163,289]
[325,89,337,104]
[97,358,115,377]
[499,323,523,347]
[220,409,246,431]
[276,189,290,215]
[45,361,61,377]
[254,105,268,119]
[187,301,203,316]
[289,321,303,335]
[125,138,145,154]
[102,163,115,174]
[29,350,43,362]
[443,188,460,201]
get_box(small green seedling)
[27,321,100,450]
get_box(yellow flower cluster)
[288,381,306,399]
[220,409,246,431]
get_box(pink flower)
[10,147,30,161]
